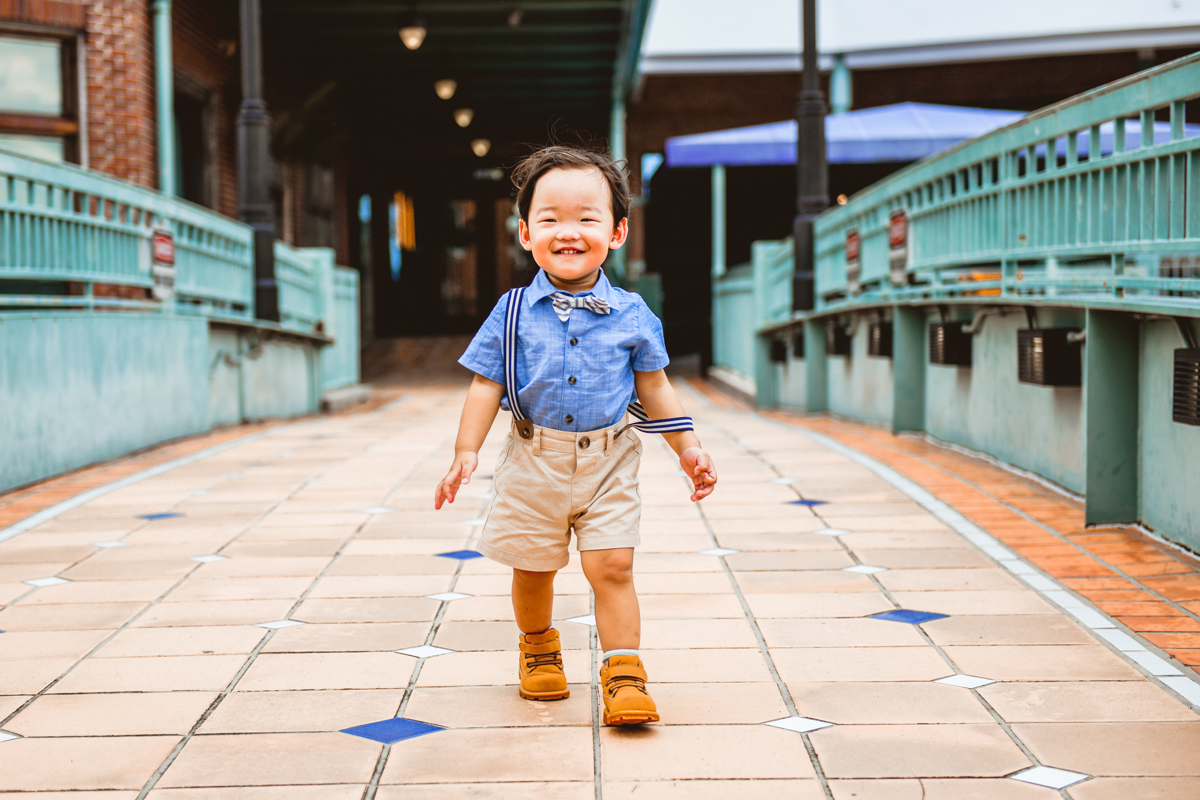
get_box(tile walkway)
[1,348,1198,798]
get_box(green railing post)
[803,317,827,412]
[711,164,726,278]
[153,0,177,197]
[892,306,926,432]
[1084,310,1140,525]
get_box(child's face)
[519,167,628,290]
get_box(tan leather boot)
[600,654,659,725]
[518,628,570,700]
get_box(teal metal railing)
[0,150,360,391]
[813,52,1200,319]
[712,237,794,377]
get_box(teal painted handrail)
[812,51,1200,319]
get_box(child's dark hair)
[512,145,630,228]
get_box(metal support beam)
[792,0,828,312]
[153,0,176,197]
[1084,310,1140,525]
[607,99,628,285]
[892,306,926,432]
[711,164,726,278]
[238,0,279,322]
[804,317,828,411]
[830,53,851,114]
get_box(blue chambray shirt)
[459,269,670,432]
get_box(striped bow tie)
[550,291,611,322]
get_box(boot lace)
[524,651,563,670]
[605,674,647,697]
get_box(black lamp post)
[792,0,828,312]
[238,0,279,322]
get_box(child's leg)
[580,548,639,651]
[512,567,557,632]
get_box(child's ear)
[518,218,533,251]
[609,217,629,250]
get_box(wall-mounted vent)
[792,331,805,359]
[1175,349,1200,425]
[929,322,972,366]
[1017,329,1082,386]
[769,339,788,363]
[868,321,893,358]
[826,323,851,356]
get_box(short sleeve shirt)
[459,269,670,432]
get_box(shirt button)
[568,376,577,385]
[570,337,578,346]
[579,436,591,450]
[565,415,574,424]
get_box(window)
[0,34,78,162]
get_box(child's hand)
[679,447,717,502]
[434,451,479,509]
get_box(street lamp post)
[792,0,827,312]
[238,0,279,322]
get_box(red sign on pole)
[845,229,861,264]
[889,209,907,248]
[153,230,175,265]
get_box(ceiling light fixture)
[454,108,474,128]
[471,139,491,157]
[508,7,524,27]
[399,23,426,49]
[434,79,457,100]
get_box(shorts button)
[568,376,577,385]
[570,337,578,346]
[565,415,574,424]
[579,436,591,450]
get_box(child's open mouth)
[555,249,583,255]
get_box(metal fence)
[712,237,794,377]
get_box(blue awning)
[665,102,1200,168]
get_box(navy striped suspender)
[501,287,694,438]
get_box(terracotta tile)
[1069,777,1200,799]
[95,625,267,657]
[853,549,992,569]
[775,647,952,683]
[1141,633,1200,650]
[9,692,218,736]
[1013,722,1200,776]
[827,778,1059,799]
[1166,649,1200,666]
[1074,589,1163,603]
[402,685,592,728]
[1185,602,1200,614]
[0,736,179,790]
[979,681,1200,723]
[1141,574,1200,602]
[1094,602,1179,617]
[940,645,1145,681]
[378,784,595,800]
[810,724,1029,778]
[382,727,594,783]
[1026,557,1115,578]
[0,601,146,631]
[158,732,380,787]
[600,725,817,780]
[235,651,415,691]
[49,654,246,693]
[794,682,993,724]
[1122,562,1195,577]
[1118,616,1200,633]
[922,615,1094,646]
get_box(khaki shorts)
[478,420,643,572]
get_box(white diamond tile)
[92,541,130,549]
[843,565,887,574]
[769,477,797,485]
[425,592,472,602]
[1011,766,1089,789]
[0,731,19,744]
[398,645,453,659]
[360,507,395,515]
[461,518,487,526]
[1066,606,1116,630]
[1160,676,1200,707]
[1020,574,1059,591]
[24,577,69,588]
[190,555,227,564]
[698,548,739,556]
[812,528,849,537]
[999,559,1036,575]
[1126,651,1182,676]
[764,716,833,734]
[935,674,995,689]
[257,619,306,629]
[565,614,596,626]
[1094,629,1146,652]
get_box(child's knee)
[585,548,634,585]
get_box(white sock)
[602,648,640,663]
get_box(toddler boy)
[434,145,717,725]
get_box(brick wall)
[83,0,156,188]
[0,0,85,27]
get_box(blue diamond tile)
[139,513,184,520]
[436,550,484,560]
[341,717,444,744]
[787,499,827,507]
[870,609,949,624]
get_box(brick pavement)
[0,352,1198,798]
